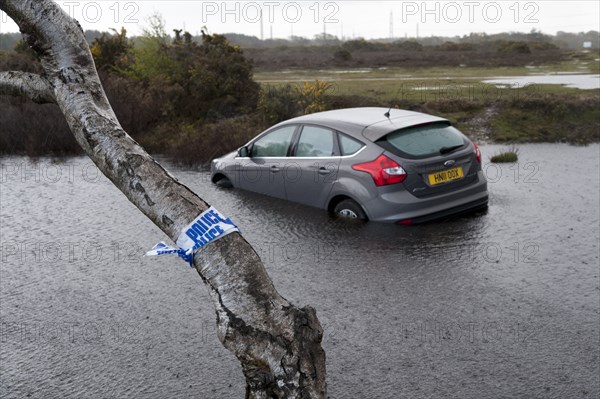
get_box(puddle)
[483,73,600,90]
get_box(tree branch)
[0,1,327,397]
[0,71,55,103]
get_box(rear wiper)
[439,144,464,155]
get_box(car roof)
[280,107,449,141]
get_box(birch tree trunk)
[0,1,327,397]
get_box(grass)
[489,94,600,144]
[253,51,600,146]
[490,147,519,163]
[254,50,599,103]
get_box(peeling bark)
[0,1,326,397]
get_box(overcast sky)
[1,1,598,39]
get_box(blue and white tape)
[146,242,194,265]
[146,207,239,267]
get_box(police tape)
[145,207,239,267]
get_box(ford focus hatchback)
[211,107,488,224]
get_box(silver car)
[211,107,488,224]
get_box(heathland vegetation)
[1,25,598,164]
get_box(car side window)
[295,126,335,157]
[339,133,364,156]
[251,126,296,157]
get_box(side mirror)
[238,146,250,158]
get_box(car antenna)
[384,106,393,118]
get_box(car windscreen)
[377,122,467,159]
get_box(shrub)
[0,97,79,156]
[258,84,304,125]
[498,41,531,54]
[530,41,559,51]
[0,50,42,73]
[438,42,475,51]
[295,80,334,114]
[392,40,423,51]
[99,70,163,140]
[0,52,79,156]
[257,80,335,124]
[333,48,352,62]
[324,94,387,110]
[125,26,260,121]
[13,38,38,60]
[161,115,269,166]
[342,38,384,52]
[90,28,132,71]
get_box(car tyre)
[214,176,233,188]
[334,199,367,220]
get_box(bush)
[392,40,423,51]
[323,94,387,110]
[0,98,79,156]
[90,28,132,71]
[125,28,260,121]
[530,41,559,51]
[333,48,352,62]
[160,115,269,166]
[258,84,304,125]
[0,50,42,73]
[438,42,475,51]
[257,80,335,124]
[0,52,79,156]
[424,98,486,114]
[498,41,531,54]
[99,70,163,140]
[295,80,334,114]
[342,38,385,52]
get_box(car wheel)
[214,176,233,188]
[334,199,367,220]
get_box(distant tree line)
[223,29,599,50]
[1,28,598,53]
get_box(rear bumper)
[397,196,488,224]
[361,172,489,223]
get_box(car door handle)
[270,166,281,173]
[318,167,331,175]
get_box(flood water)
[483,73,600,90]
[1,144,599,398]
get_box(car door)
[284,125,341,209]
[234,125,297,200]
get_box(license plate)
[428,167,464,186]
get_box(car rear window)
[379,122,467,159]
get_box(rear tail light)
[352,154,407,186]
[473,143,481,163]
